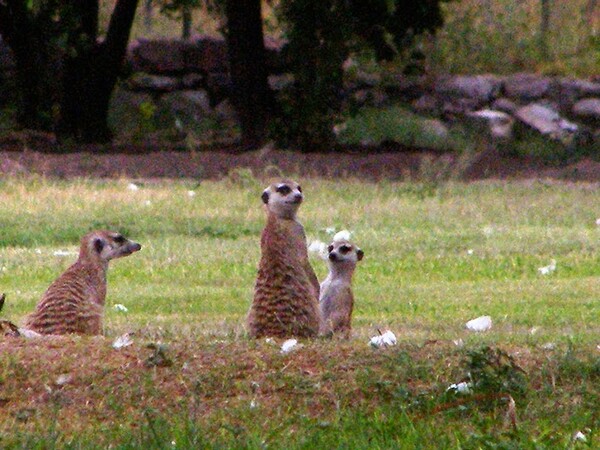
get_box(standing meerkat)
[247,180,321,338]
[319,239,364,338]
[23,230,141,335]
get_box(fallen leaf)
[369,330,397,348]
[281,339,301,354]
[112,333,134,350]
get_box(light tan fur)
[23,230,141,335]
[247,180,320,338]
[319,239,363,339]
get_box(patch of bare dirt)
[1,143,600,181]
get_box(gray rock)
[466,109,514,140]
[412,95,440,115]
[268,74,294,91]
[491,98,518,114]
[181,73,204,90]
[214,99,237,121]
[185,35,229,74]
[108,88,156,136]
[127,73,181,92]
[129,39,187,74]
[442,98,485,118]
[353,70,382,88]
[352,89,389,107]
[572,98,600,123]
[504,74,552,100]
[515,103,578,140]
[383,74,427,100]
[157,90,212,129]
[558,78,600,98]
[435,75,501,102]
[420,119,449,139]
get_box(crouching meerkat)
[247,180,321,338]
[319,239,364,338]
[23,230,141,335]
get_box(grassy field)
[0,175,599,448]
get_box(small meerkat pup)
[23,230,141,335]
[247,179,321,338]
[319,239,364,339]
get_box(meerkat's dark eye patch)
[261,191,269,204]
[113,235,126,244]
[297,186,302,193]
[340,245,351,254]
[328,244,334,253]
[276,185,292,195]
[94,238,105,253]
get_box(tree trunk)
[225,0,271,150]
[58,0,139,143]
[182,4,192,40]
[0,1,55,130]
[540,0,551,59]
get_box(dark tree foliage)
[0,0,139,143]
[278,0,453,150]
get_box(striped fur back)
[24,261,106,335]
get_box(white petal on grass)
[466,315,492,332]
[369,330,397,348]
[34,249,42,254]
[538,259,556,275]
[453,339,464,348]
[280,338,301,354]
[127,182,140,191]
[55,374,72,386]
[264,337,276,345]
[447,381,472,394]
[250,399,258,409]
[144,200,152,206]
[573,431,587,442]
[113,304,128,313]
[324,227,336,235]
[541,342,556,350]
[53,250,76,257]
[467,249,474,255]
[529,327,539,335]
[333,230,352,242]
[113,333,134,350]
[187,190,196,197]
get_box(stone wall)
[1,36,599,149]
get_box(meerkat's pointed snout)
[128,241,142,253]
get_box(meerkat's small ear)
[261,190,269,204]
[357,249,364,261]
[94,238,105,254]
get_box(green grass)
[0,176,599,448]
